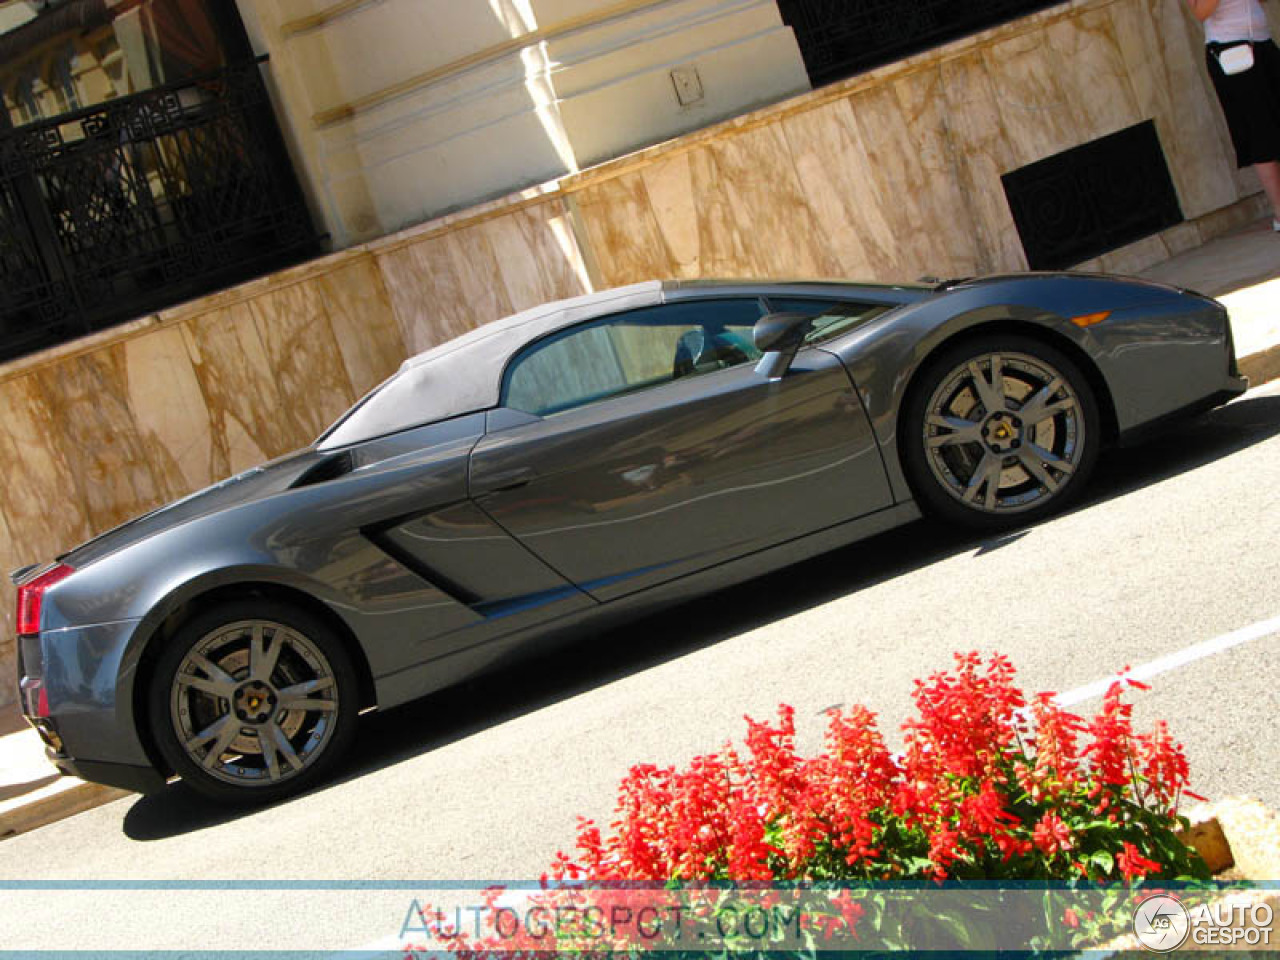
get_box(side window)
[503,299,766,416]
[767,297,892,345]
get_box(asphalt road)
[1,382,1279,951]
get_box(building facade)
[1,0,1165,363]
[241,0,812,246]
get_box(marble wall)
[0,0,1266,704]
[566,0,1263,286]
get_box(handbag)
[1216,42,1255,75]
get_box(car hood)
[55,447,330,571]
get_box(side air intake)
[292,451,356,489]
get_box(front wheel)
[149,601,359,804]
[902,334,1101,530]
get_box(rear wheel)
[149,600,358,804]
[902,334,1101,529]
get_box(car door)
[468,297,894,603]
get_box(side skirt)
[372,500,922,709]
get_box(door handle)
[479,467,534,494]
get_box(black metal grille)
[1002,121,1183,271]
[0,58,319,363]
[777,0,1067,87]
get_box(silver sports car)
[13,276,1246,802]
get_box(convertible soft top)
[320,282,664,448]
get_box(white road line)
[1055,614,1280,707]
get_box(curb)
[0,775,130,842]
[1241,344,1280,389]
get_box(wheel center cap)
[233,680,278,724]
[983,413,1022,453]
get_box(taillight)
[16,563,74,635]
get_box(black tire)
[148,599,359,805]
[901,333,1101,530]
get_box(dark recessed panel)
[1001,120,1184,271]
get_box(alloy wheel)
[168,619,341,787]
[921,350,1087,515]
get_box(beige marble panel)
[441,226,515,335]
[637,152,702,278]
[317,257,408,397]
[888,67,985,279]
[638,143,754,279]
[480,201,593,311]
[983,28,1092,167]
[779,96,898,280]
[375,242,446,356]
[1046,9,1141,138]
[939,52,1028,273]
[181,307,294,477]
[123,326,217,498]
[377,225,515,356]
[1195,191,1269,240]
[700,123,841,279]
[1161,220,1205,257]
[682,145,760,278]
[572,171,674,287]
[842,80,955,280]
[32,349,165,537]
[0,507,17,632]
[584,121,846,286]
[0,506,16,697]
[0,376,92,561]
[404,236,475,349]
[247,280,357,442]
[0,640,12,703]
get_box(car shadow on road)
[121,393,1280,841]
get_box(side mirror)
[753,311,812,379]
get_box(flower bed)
[558,652,1207,887]
[410,652,1220,955]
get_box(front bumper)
[1116,376,1249,446]
[17,618,167,794]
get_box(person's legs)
[1254,160,1280,226]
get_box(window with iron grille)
[0,0,319,363]
[777,0,1067,87]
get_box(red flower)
[927,827,965,880]
[1030,692,1083,790]
[1136,720,1192,809]
[1082,680,1135,792]
[1062,907,1080,928]
[1032,812,1073,858]
[902,652,1025,785]
[1117,841,1163,882]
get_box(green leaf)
[903,856,934,875]
[1090,850,1115,876]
